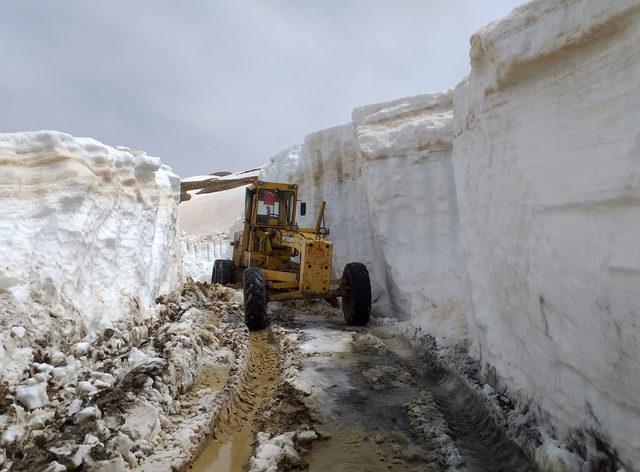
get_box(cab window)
[256,189,295,226]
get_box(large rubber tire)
[211,260,222,284]
[243,267,268,331]
[341,262,371,326]
[219,260,235,285]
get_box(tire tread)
[342,262,371,326]
[243,267,268,330]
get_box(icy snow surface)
[453,0,640,468]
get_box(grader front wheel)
[243,267,269,331]
[342,262,371,326]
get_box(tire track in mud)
[272,302,535,472]
[188,331,279,472]
[380,331,536,472]
[417,361,535,471]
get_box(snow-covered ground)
[1,278,251,471]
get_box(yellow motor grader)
[212,181,371,330]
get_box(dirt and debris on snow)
[0,281,252,471]
[1,285,596,472]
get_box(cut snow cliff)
[262,92,467,342]
[454,0,640,468]
[0,131,182,338]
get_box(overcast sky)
[1,1,521,177]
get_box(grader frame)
[212,180,371,330]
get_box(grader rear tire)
[219,260,235,285]
[243,267,268,331]
[211,260,222,284]
[342,262,371,326]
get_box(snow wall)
[453,0,640,468]
[181,232,228,282]
[0,131,182,383]
[260,0,640,466]
[262,92,468,341]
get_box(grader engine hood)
[300,240,333,295]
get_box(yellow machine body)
[231,181,342,301]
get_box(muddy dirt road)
[188,293,537,472]
[269,302,535,472]
[189,332,279,472]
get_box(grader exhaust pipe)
[315,201,326,235]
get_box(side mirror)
[300,202,307,216]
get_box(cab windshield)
[256,189,295,226]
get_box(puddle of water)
[188,331,279,472]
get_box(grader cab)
[212,181,371,330]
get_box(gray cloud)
[0,0,521,176]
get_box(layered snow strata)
[0,131,181,388]
[352,92,466,340]
[453,1,640,468]
[262,93,466,340]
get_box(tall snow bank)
[262,128,381,305]
[178,175,251,283]
[453,1,640,468]
[262,93,467,340]
[353,92,466,340]
[0,131,182,337]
